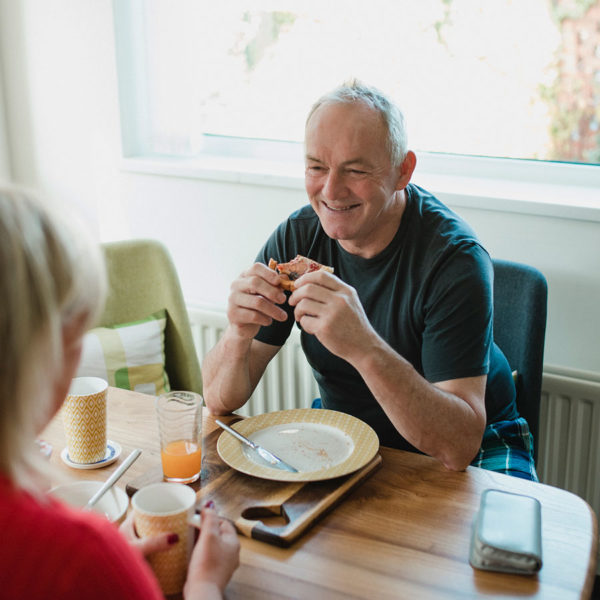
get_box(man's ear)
[394,150,417,191]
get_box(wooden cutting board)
[126,416,382,547]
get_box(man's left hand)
[288,270,376,363]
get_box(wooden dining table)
[42,387,598,599]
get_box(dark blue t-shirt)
[255,184,518,450]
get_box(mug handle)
[188,513,202,529]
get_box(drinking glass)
[155,391,203,484]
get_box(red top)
[0,474,164,600]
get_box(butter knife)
[215,420,299,473]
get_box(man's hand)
[202,262,285,415]
[288,270,376,363]
[227,262,288,340]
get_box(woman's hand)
[119,513,180,556]
[183,506,240,599]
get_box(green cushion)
[76,310,171,396]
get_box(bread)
[268,255,334,291]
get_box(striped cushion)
[76,310,171,396]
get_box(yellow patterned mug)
[62,377,108,464]
[132,483,201,595]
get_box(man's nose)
[322,171,346,200]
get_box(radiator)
[188,307,318,417]
[538,368,600,534]
[189,307,600,561]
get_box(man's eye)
[349,169,366,175]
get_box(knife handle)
[215,419,299,473]
[215,420,256,449]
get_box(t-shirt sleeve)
[421,243,493,383]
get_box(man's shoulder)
[404,184,490,277]
[407,183,480,242]
[259,204,325,264]
[276,204,322,243]
[287,204,319,223]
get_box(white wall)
[1,0,599,375]
[0,59,10,178]
[0,0,122,228]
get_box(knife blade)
[215,419,299,473]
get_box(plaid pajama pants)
[470,417,538,481]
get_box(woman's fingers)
[119,513,179,557]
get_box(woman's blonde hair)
[0,185,106,490]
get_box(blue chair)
[491,259,548,463]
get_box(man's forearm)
[202,328,255,414]
[349,334,486,471]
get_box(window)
[113,0,600,210]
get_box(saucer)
[60,440,122,470]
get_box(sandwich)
[268,255,334,291]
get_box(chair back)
[492,259,547,461]
[100,239,202,394]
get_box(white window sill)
[120,154,600,223]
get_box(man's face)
[304,101,403,257]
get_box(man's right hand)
[227,262,288,340]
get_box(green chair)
[99,239,202,394]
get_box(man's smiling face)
[304,100,404,258]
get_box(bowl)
[50,481,129,524]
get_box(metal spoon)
[84,448,142,510]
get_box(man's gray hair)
[306,79,408,167]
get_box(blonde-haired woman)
[0,186,239,600]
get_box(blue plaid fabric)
[471,417,538,481]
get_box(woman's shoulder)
[0,481,162,600]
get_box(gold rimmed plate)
[216,408,379,482]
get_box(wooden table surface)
[42,387,598,599]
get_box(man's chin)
[320,224,350,242]
[317,213,356,240]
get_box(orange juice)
[160,439,202,481]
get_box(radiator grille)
[189,307,318,417]
[538,370,600,518]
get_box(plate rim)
[216,408,379,482]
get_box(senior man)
[203,80,537,480]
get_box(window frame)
[113,0,600,223]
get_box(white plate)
[244,422,355,471]
[60,440,122,470]
[217,409,379,482]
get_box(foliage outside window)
[116,0,600,167]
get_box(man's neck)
[338,189,408,259]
